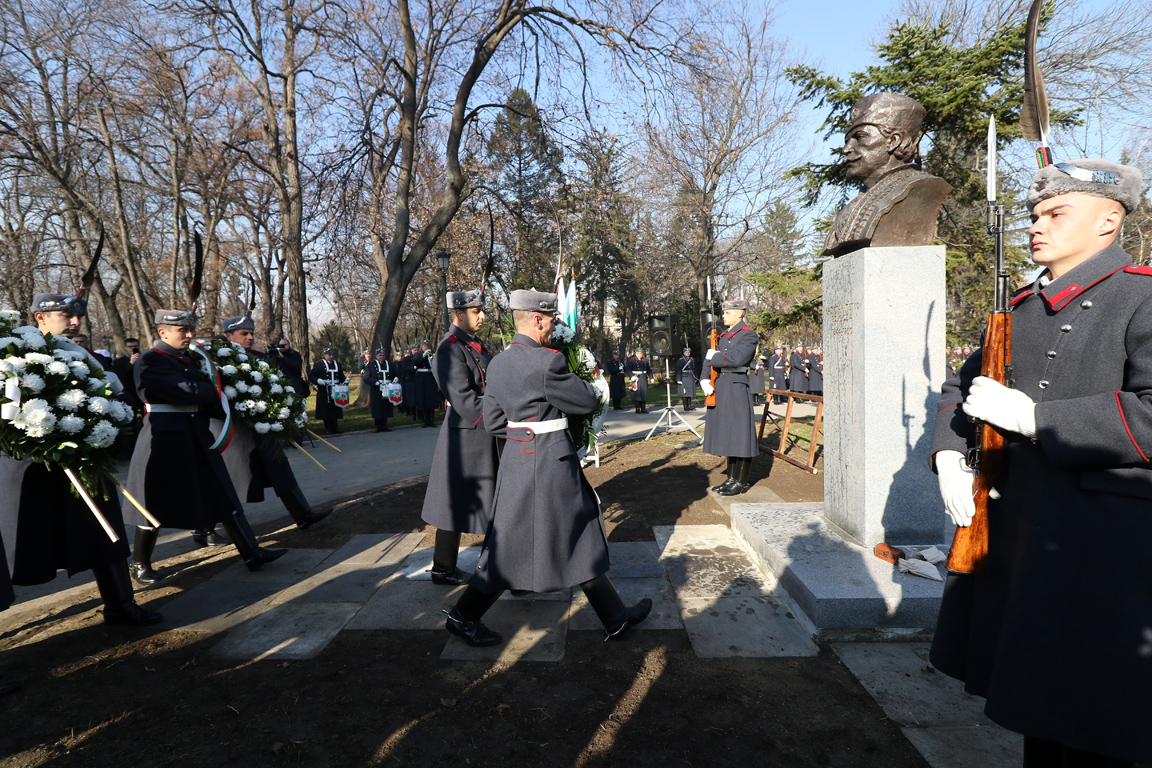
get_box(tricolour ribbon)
[188,340,233,452]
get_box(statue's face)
[843,124,895,183]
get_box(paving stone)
[159,580,282,633]
[832,643,996,728]
[901,725,1023,768]
[271,563,399,605]
[604,541,666,578]
[321,533,424,567]
[680,596,818,658]
[211,548,333,583]
[345,581,466,630]
[441,599,568,662]
[569,577,682,631]
[391,545,481,580]
[210,602,360,660]
[654,524,776,598]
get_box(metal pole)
[441,268,449,333]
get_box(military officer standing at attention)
[626,349,652,413]
[749,352,766,406]
[702,299,759,496]
[123,309,286,583]
[0,293,161,625]
[932,159,1152,767]
[806,347,823,395]
[200,315,329,543]
[309,348,346,435]
[413,340,440,428]
[421,289,500,585]
[675,347,698,411]
[444,289,651,646]
[787,344,808,393]
[606,350,626,410]
[362,348,395,432]
[768,345,787,404]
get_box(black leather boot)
[130,526,160,585]
[445,585,504,646]
[192,526,228,547]
[324,419,339,435]
[430,529,466,585]
[221,513,287,572]
[581,574,652,641]
[718,457,753,496]
[711,458,735,492]
[279,485,329,529]
[94,562,163,625]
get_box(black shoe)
[605,598,653,641]
[717,482,750,497]
[192,528,228,547]
[444,608,502,647]
[711,478,737,494]
[102,601,163,626]
[430,567,467,586]
[0,674,19,696]
[244,547,288,572]
[129,562,160,585]
[296,507,330,530]
[379,427,392,432]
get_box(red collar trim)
[723,325,750,339]
[153,348,192,365]
[1042,265,1126,311]
[1009,286,1032,308]
[1124,264,1152,276]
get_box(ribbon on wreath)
[188,339,234,452]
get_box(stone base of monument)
[729,501,945,641]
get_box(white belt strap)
[416,369,433,373]
[145,403,197,414]
[721,366,748,374]
[506,418,568,435]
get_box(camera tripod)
[644,359,701,442]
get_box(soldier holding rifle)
[702,299,759,496]
[931,155,1151,766]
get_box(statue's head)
[842,92,925,185]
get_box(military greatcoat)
[787,352,808,392]
[929,244,1152,763]
[410,352,439,410]
[472,333,609,593]
[626,355,651,402]
[308,359,345,422]
[421,326,499,534]
[703,323,759,459]
[806,353,823,393]
[122,342,242,530]
[606,357,626,400]
[361,359,395,420]
[768,352,787,393]
[749,359,766,396]
[675,354,698,398]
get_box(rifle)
[705,329,719,407]
[946,116,1012,574]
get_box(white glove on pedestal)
[936,450,975,528]
[961,376,1037,438]
[701,380,715,397]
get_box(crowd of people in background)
[947,345,975,376]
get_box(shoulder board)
[1124,264,1152,276]
[445,334,459,344]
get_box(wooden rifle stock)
[945,311,1012,574]
[705,330,719,406]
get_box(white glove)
[961,376,1037,438]
[392,378,399,384]
[701,380,715,397]
[705,349,717,361]
[936,450,975,527]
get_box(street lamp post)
[436,250,450,333]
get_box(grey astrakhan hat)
[722,298,749,311]
[1027,158,1143,213]
[221,315,255,333]
[322,347,336,355]
[446,289,484,309]
[509,289,558,312]
[154,309,197,327]
[31,292,86,316]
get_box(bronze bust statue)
[822,93,952,257]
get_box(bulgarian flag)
[564,277,578,333]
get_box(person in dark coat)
[931,159,1152,767]
[702,299,759,496]
[787,344,808,392]
[123,309,286,582]
[413,340,440,427]
[0,533,16,694]
[626,349,652,413]
[361,348,394,432]
[675,347,698,411]
[200,316,328,545]
[112,337,143,414]
[806,347,823,395]
[394,350,413,417]
[421,289,500,586]
[749,353,766,406]
[768,346,787,404]
[606,351,626,409]
[308,348,346,434]
[444,289,652,647]
[0,293,160,627]
[269,338,308,397]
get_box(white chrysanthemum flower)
[87,396,110,414]
[24,352,53,366]
[68,360,90,377]
[45,361,69,377]
[254,421,271,434]
[56,389,87,411]
[0,336,24,349]
[268,374,280,383]
[13,399,55,435]
[86,377,107,393]
[235,382,248,394]
[285,395,294,406]
[5,357,26,372]
[254,400,266,413]
[552,323,575,343]
[20,398,50,414]
[237,353,248,362]
[57,414,85,434]
[215,347,232,358]
[21,372,46,393]
[223,385,238,400]
[221,364,238,376]
[295,414,307,427]
[278,407,291,420]
[242,399,258,412]
[56,349,86,361]
[268,422,283,432]
[257,360,270,370]
[250,371,263,383]
[247,385,261,396]
[18,332,46,350]
[109,401,132,423]
[240,363,251,372]
[270,383,283,394]
[85,420,118,448]
[0,310,20,323]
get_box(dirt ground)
[1,434,928,768]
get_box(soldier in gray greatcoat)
[931,159,1151,766]
[806,347,823,395]
[702,299,759,496]
[123,309,286,583]
[674,347,698,411]
[413,340,440,427]
[361,348,395,432]
[768,345,787,404]
[308,348,346,434]
[626,349,652,413]
[0,293,160,627]
[443,289,651,647]
[787,344,808,392]
[749,353,766,405]
[420,289,500,585]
